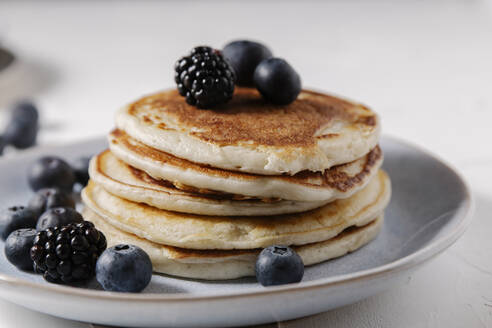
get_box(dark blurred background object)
[0,42,57,111]
[0,43,45,154]
[3,101,39,150]
[0,45,40,154]
[0,47,15,72]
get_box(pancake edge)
[81,170,391,250]
[89,150,327,216]
[83,207,384,280]
[109,130,383,202]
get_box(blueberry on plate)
[28,156,76,192]
[96,244,152,293]
[255,245,304,286]
[253,57,301,105]
[36,207,83,231]
[4,228,37,271]
[28,188,75,218]
[0,206,37,240]
[222,40,272,86]
[71,156,91,186]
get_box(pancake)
[90,150,328,216]
[81,170,391,250]
[115,87,380,175]
[83,207,384,280]
[109,129,383,202]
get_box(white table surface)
[0,1,491,327]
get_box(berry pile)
[174,40,301,108]
[1,154,153,292]
[0,155,94,282]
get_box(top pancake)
[116,87,380,175]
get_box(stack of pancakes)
[82,88,391,280]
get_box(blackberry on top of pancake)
[174,46,235,108]
[174,43,301,108]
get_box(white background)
[0,1,491,327]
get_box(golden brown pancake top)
[127,87,376,147]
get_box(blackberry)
[30,221,107,284]
[174,46,235,108]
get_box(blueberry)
[71,156,91,186]
[3,101,39,149]
[255,245,304,286]
[36,207,83,231]
[0,206,37,240]
[223,40,272,86]
[28,156,76,192]
[11,101,39,125]
[4,119,38,149]
[4,228,37,271]
[28,188,75,218]
[253,58,301,105]
[96,244,152,292]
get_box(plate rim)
[0,135,474,302]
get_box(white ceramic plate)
[0,136,473,327]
